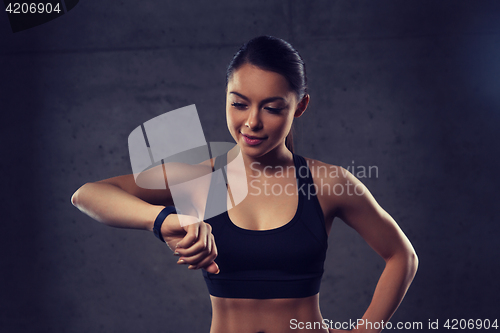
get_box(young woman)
[72,36,418,333]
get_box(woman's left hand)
[164,215,219,274]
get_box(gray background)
[1,1,499,332]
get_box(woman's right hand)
[162,214,219,274]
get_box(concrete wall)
[1,1,499,332]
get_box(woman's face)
[226,63,306,159]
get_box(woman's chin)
[236,142,267,157]
[238,141,288,160]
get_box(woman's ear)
[294,94,310,118]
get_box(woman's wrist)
[146,205,169,232]
[152,206,177,242]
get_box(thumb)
[203,261,220,274]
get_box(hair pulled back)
[226,36,308,153]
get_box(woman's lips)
[241,133,266,146]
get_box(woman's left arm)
[329,168,418,333]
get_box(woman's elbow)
[71,183,90,208]
[388,247,419,279]
[409,249,419,276]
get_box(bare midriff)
[209,293,329,333]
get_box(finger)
[185,261,218,272]
[186,234,217,269]
[176,223,210,257]
[205,227,213,254]
[177,249,213,267]
[203,262,220,274]
[186,247,216,268]
[179,259,219,274]
[175,222,200,249]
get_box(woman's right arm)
[71,172,172,232]
[71,165,220,274]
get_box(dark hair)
[226,36,308,153]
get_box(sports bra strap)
[205,153,316,220]
[293,154,314,188]
[204,154,229,221]
[214,153,229,186]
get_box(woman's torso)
[210,294,328,333]
[186,150,337,332]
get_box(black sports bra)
[202,153,328,299]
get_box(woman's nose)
[245,108,262,130]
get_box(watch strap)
[153,206,177,243]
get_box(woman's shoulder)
[301,155,370,198]
[300,156,373,218]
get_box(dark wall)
[1,1,499,332]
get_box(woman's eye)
[231,102,247,109]
[265,107,284,114]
